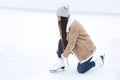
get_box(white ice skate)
[91,53,105,69]
[50,58,65,73]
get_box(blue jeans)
[57,39,63,58]
[57,39,95,73]
[77,57,95,73]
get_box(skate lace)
[53,61,59,67]
[53,58,69,67]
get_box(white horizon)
[0,0,120,14]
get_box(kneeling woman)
[50,5,104,73]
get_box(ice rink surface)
[0,8,120,80]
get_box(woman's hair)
[58,17,68,50]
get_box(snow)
[0,8,120,80]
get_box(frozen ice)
[0,8,120,80]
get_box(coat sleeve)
[63,22,79,57]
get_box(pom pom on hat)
[56,5,70,17]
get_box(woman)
[50,5,104,73]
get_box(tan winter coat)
[63,19,96,61]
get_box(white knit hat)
[56,5,70,17]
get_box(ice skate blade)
[50,67,65,73]
[50,69,66,73]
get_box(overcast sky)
[0,0,120,14]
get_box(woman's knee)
[77,61,95,73]
[77,63,86,73]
